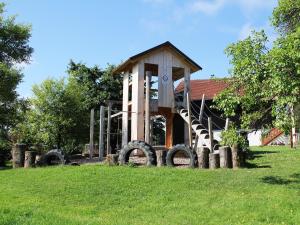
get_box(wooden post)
[149,118,153,145]
[291,106,296,148]
[99,105,105,161]
[156,150,167,167]
[187,92,193,147]
[219,146,232,168]
[196,147,210,169]
[145,71,152,144]
[208,117,214,152]
[225,118,230,131]
[199,94,205,124]
[24,151,37,168]
[89,108,95,159]
[183,67,191,145]
[231,144,242,168]
[209,152,220,169]
[12,144,27,168]
[122,72,129,147]
[107,102,112,155]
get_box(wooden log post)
[231,144,245,168]
[145,71,152,144]
[12,144,27,168]
[35,154,43,167]
[208,117,214,152]
[196,147,210,169]
[89,108,95,159]
[209,152,220,169]
[199,94,205,124]
[225,118,230,131]
[219,146,232,168]
[99,105,105,161]
[106,154,118,166]
[106,102,112,155]
[24,151,37,168]
[187,92,193,147]
[156,150,167,167]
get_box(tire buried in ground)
[42,149,65,166]
[166,144,197,168]
[119,141,157,166]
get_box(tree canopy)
[0,3,33,153]
[214,0,300,133]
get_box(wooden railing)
[262,128,284,146]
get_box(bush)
[221,126,248,151]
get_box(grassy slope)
[1,146,300,225]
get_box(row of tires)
[119,141,198,168]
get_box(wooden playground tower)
[102,42,238,168]
[114,41,202,150]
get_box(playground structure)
[97,42,242,168]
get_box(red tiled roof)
[176,79,229,100]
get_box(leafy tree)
[0,3,33,155]
[67,61,122,109]
[214,0,300,135]
[272,0,300,35]
[13,79,89,153]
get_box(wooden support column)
[122,72,129,147]
[187,92,193,147]
[145,71,152,144]
[183,67,191,145]
[291,106,296,148]
[166,112,174,149]
[225,118,230,131]
[208,117,214,153]
[99,105,105,161]
[106,103,112,155]
[89,108,95,159]
[131,63,145,141]
[199,94,205,124]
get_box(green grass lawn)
[1,146,300,225]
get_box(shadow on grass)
[261,174,300,187]
[244,162,272,169]
[247,150,278,160]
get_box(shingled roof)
[176,79,229,100]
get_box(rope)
[204,103,226,121]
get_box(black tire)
[119,141,157,166]
[42,149,65,165]
[166,144,198,168]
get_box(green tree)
[214,0,300,135]
[0,3,33,155]
[13,79,89,153]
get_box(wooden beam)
[145,71,152,143]
[89,108,95,159]
[131,62,145,141]
[99,105,105,161]
[187,92,193,147]
[183,67,191,145]
[208,117,214,153]
[122,72,129,147]
[199,94,205,124]
[225,118,230,131]
[106,103,112,155]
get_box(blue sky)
[3,0,277,97]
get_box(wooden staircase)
[262,128,284,146]
[176,105,220,151]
